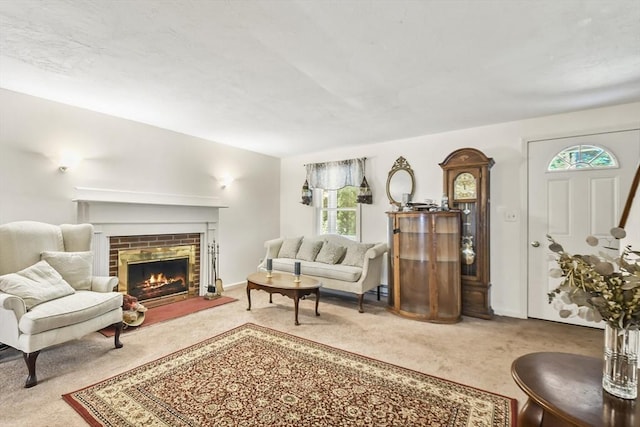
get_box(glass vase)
[603,323,639,399]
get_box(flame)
[148,273,168,284]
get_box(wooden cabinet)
[440,148,494,319]
[387,211,461,323]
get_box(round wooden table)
[246,271,321,325]
[511,352,639,427]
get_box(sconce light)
[357,176,372,204]
[301,179,312,205]
[58,151,81,173]
[220,175,234,189]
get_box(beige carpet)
[64,323,515,426]
[0,285,603,426]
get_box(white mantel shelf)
[73,187,228,208]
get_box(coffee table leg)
[294,293,300,326]
[246,284,252,311]
[315,289,320,317]
[518,398,544,427]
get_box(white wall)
[280,102,640,318]
[0,89,281,287]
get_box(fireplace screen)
[118,245,196,304]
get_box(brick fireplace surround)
[74,187,226,299]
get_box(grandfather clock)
[440,148,494,319]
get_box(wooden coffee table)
[246,271,321,325]
[511,352,640,427]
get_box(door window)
[548,144,618,171]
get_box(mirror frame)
[386,156,416,207]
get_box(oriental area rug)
[64,323,516,427]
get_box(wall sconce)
[220,175,234,189]
[301,179,312,205]
[357,176,372,204]
[58,151,81,173]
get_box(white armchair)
[0,221,123,388]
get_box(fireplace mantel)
[74,187,227,208]
[74,187,224,297]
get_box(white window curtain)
[306,158,365,190]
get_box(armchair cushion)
[0,260,76,309]
[41,251,93,290]
[19,290,123,335]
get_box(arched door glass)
[548,144,618,171]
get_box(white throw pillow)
[0,260,76,309]
[315,241,346,264]
[341,243,374,267]
[41,251,93,290]
[296,240,324,262]
[278,237,303,259]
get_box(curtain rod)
[304,157,367,167]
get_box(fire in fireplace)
[118,245,196,307]
[127,258,188,301]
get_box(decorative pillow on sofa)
[41,251,93,290]
[0,260,76,310]
[278,237,303,258]
[296,239,324,262]
[315,241,346,264]
[341,243,375,267]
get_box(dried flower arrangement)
[547,227,640,329]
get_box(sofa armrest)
[365,243,388,260]
[359,243,388,293]
[258,238,284,269]
[91,276,119,293]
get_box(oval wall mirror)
[386,156,415,207]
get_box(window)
[317,186,359,240]
[547,144,618,171]
[306,158,365,240]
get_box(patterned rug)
[64,323,516,426]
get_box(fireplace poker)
[204,243,220,300]
[215,242,224,295]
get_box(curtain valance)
[306,158,365,190]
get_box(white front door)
[527,129,640,327]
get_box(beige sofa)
[0,221,123,388]
[258,234,387,312]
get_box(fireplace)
[74,187,223,305]
[111,234,201,308]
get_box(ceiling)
[1,1,639,158]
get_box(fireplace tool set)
[205,241,224,300]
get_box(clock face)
[454,172,477,200]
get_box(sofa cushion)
[19,290,123,335]
[41,251,93,290]
[0,260,76,310]
[315,241,346,264]
[272,258,362,282]
[296,239,323,261]
[341,243,374,267]
[278,237,303,258]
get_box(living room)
[1,1,640,425]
